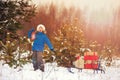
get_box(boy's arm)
[28,28,35,38]
[44,35,54,50]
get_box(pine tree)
[0,32,32,68]
[0,0,35,42]
[51,18,86,67]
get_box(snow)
[0,60,120,80]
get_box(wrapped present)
[84,52,99,69]
[84,55,98,60]
[84,64,98,69]
[73,56,84,68]
[84,52,98,60]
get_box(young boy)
[28,24,54,72]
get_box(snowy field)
[0,60,120,80]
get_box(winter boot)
[39,64,44,72]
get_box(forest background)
[0,0,120,68]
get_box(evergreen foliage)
[49,19,86,67]
[0,32,32,68]
[0,0,36,42]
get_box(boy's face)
[38,27,43,32]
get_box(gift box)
[84,64,98,69]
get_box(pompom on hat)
[36,24,46,31]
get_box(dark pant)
[32,51,44,71]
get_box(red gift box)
[84,64,98,69]
[84,56,98,60]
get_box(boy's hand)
[50,48,56,53]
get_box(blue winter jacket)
[28,29,53,52]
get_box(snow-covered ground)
[0,60,120,80]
